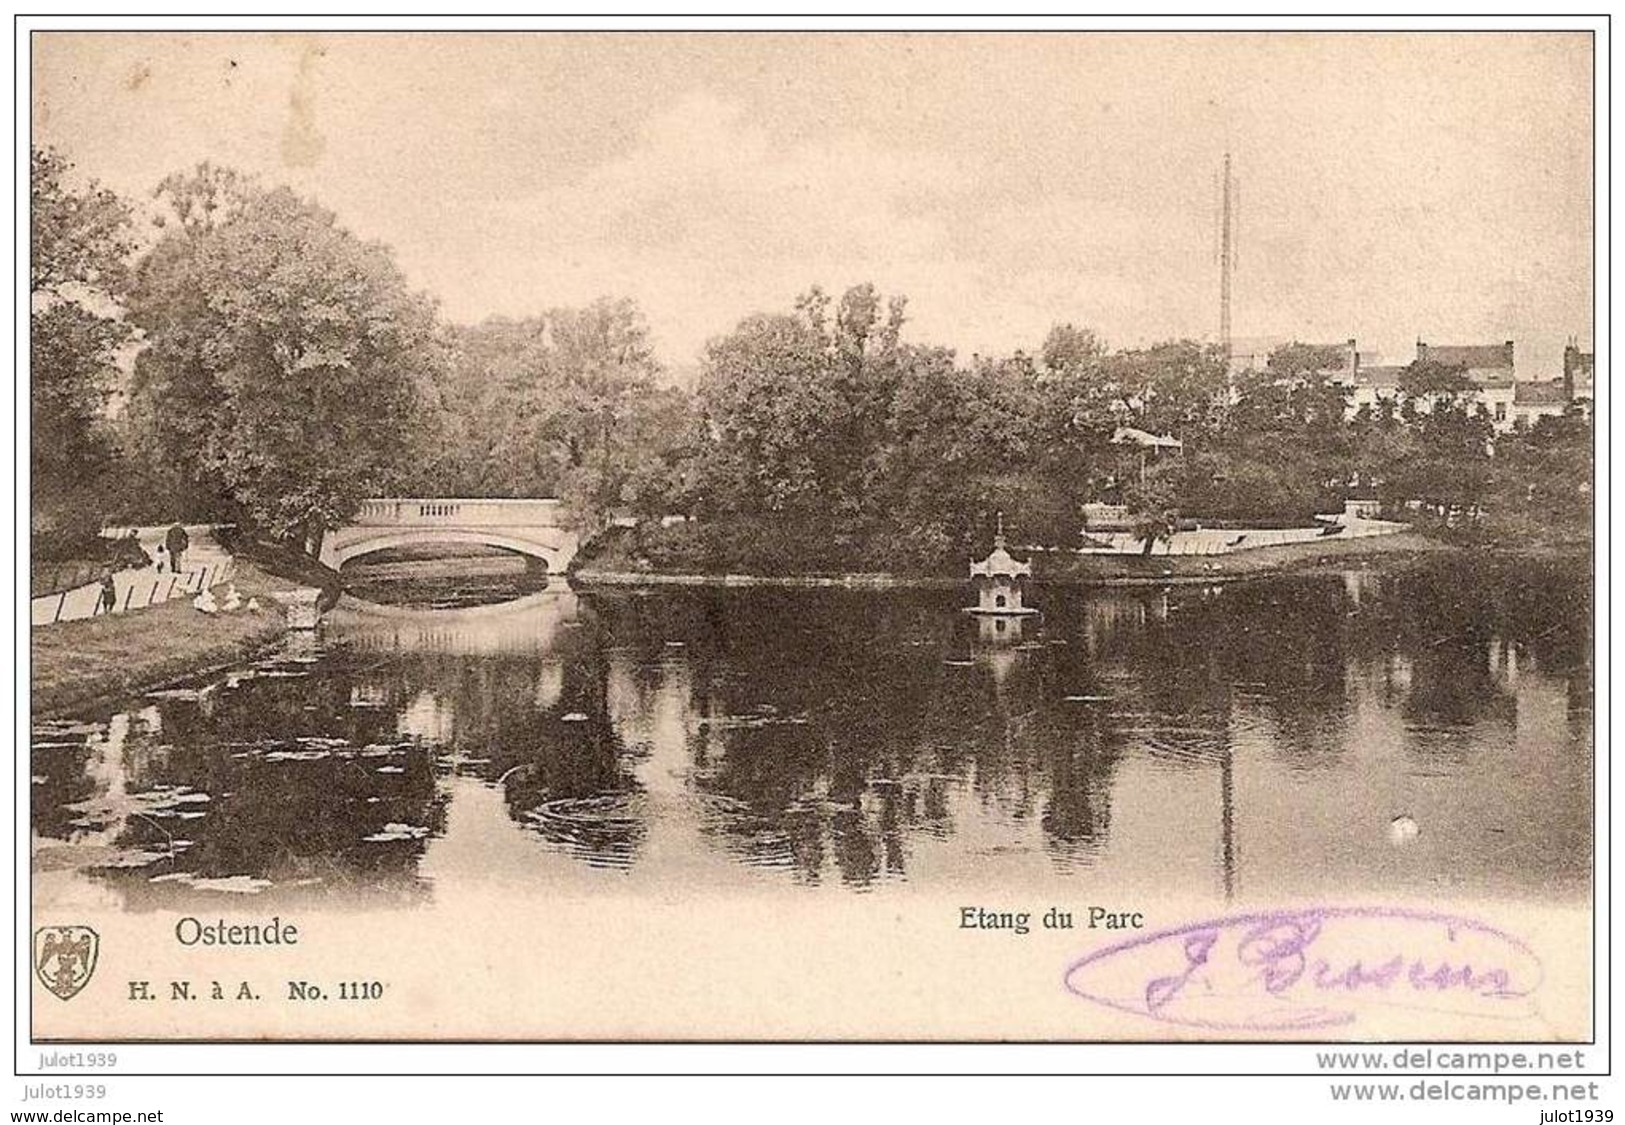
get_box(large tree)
[125,166,440,550]
[1175,340,1357,523]
[417,297,672,526]
[30,146,135,556]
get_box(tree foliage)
[28,150,1590,576]
[124,168,440,547]
[408,298,687,529]
[30,147,135,557]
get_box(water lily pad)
[362,822,431,842]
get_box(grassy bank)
[1031,530,1459,585]
[215,526,344,608]
[30,559,303,719]
[573,528,1464,588]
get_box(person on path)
[98,572,117,616]
[164,524,190,574]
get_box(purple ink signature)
[1062,906,1544,1032]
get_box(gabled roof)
[1342,365,1405,389]
[1514,380,1569,407]
[1422,344,1513,370]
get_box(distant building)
[1510,380,1570,429]
[1564,342,1594,404]
[1415,340,1517,384]
[1235,333,1578,434]
[1336,364,1405,416]
[1225,335,1292,377]
[1110,426,1183,488]
[1477,380,1518,431]
[1412,339,1517,429]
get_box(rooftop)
[1340,365,1406,388]
[1514,380,1570,407]
[1418,342,1514,370]
[971,517,1032,579]
[970,544,1031,579]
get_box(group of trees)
[30,150,691,561]
[652,292,1231,569]
[409,302,694,525]
[32,146,1591,572]
[33,152,444,556]
[31,148,134,556]
[623,290,1590,573]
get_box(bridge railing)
[353,498,565,527]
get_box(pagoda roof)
[971,543,1031,579]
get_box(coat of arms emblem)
[34,926,98,1001]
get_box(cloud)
[35,34,1591,374]
[493,92,954,260]
[463,91,1212,360]
[449,92,969,353]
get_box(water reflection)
[339,551,554,611]
[33,657,446,909]
[32,558,1591,911]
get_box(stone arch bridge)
[319,498,579,574]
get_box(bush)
[31,487,108,564]
[576,513,966,576]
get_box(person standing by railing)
[164,523,190,574]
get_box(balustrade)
[349,498,564,527]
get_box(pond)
[31,558,1592,915]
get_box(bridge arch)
[319,500,578,576]
[324,528,569,573]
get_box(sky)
[32,31,1594,377]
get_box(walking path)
[30,525,235,628]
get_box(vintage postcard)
[26,28,1595,1045]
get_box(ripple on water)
[519,794,644,869]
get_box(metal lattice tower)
[1218,151,1236,367]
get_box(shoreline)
[31,530,1587,718]
[570,530,1481,590]
[30,559,301,720]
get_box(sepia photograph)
[24,24,1598,1059]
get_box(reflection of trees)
[1329,561,1585,757]
[599,589,957,887]
[31,739,101,841]
[342,607,646,869]
[589,589,1132,884]
[1032,706,1123,862]
[41,667,449,903]
[1044,587,1237,770]
[126,744,446,892]
[610,568,1584,888]
[1402,643,1516,740]
[498,680,646,869]
[1171,582,1353,766]
[33,557,1591,900]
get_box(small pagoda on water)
[966,512,1038,617]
